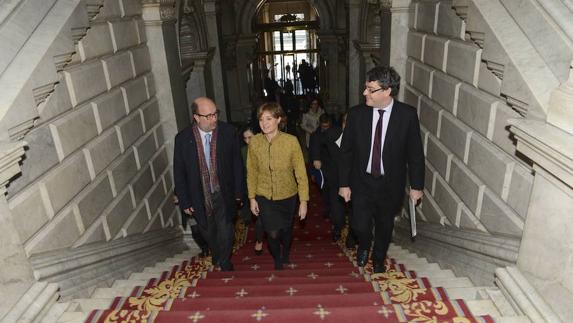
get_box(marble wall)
[6,0,180,258]
[395,0,541,285]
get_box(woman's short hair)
[257,102,285,120]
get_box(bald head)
[192,97,219,132]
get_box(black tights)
[266,227,293,264]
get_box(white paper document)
[409,198,417,238]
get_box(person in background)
[247,102,309,270]
[173,97,244,272]
[300,97,325,147]
[309,113,345,241]
[240,127,265,255]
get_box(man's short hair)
[319,113,331,124]
[366,66,401,97]
[191,101,199,115]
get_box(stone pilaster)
[233,34,258,122]
[0,141,59,321]
[203,0,228,121]
[141,0,189,156]
[389,0,412,101]
[506,117,573,321]
[184,50,213,117]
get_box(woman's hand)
[250,198,260,216]
[298,201,308,220]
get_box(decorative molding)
[142,0,177,23]
[0,141,26,195]
[394,220,520,285]
[509,119,573,188]
[0,282,60,323]
[29,228,187,299]
[495,267,563,322]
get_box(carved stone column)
[317,32,346,114]
[547,61,573,135]
[348,0,363,107]
[502,115,573,321]
[141,0,189,157]
[203,0,228,121]
[389,0,411,102]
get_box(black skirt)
[256,195,297,232]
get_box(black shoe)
[274,260,283,270]
[356,249,368,267]
[332,230,341,242]
[345,237,356,249]
[220,261,234,272]
[373,262,386,274]
[199,248,210,258]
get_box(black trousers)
[351,176,395,264]
[197,192,234,267]
[326,178,345,232]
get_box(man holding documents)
[338,66,425,273]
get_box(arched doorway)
[254,1,321,98]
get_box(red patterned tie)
[371,109,385,177]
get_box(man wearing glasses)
[338,66,425,274]
[174,97,244,271]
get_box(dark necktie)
[371,109,385,177]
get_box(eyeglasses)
[365,87,385,94]
[195,110,220,120]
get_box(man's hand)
[313,160,322,169]
[339,187,351,202]
[250,199,260,216]
[183,207,195,215]
[409,189,424,205]
[298,201,308,220]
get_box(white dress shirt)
[366,99,393,175]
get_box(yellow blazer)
[247,132,309,201]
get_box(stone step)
[493,316,531,323]
[428,277,475,288]
[56,311,88,323]
[90,286,135,298]
[466,299,502,317]
[444,286,489,300]
[64,286,490,313]
[112,279,148,288]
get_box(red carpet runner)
[85,185,494,322]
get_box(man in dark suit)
[339,66,424,273]
[174,97,244,271]
[309,113,345,241]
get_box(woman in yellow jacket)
[247,102,309,270]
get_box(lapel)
[363,106,374,151]
[383,101,399,154]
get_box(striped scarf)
[192,124,220,216]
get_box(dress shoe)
[373,262,386,274]
[356,249,369,267]
[274,259,283,270]
[199,248,210,258]
[219,261,234,272]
